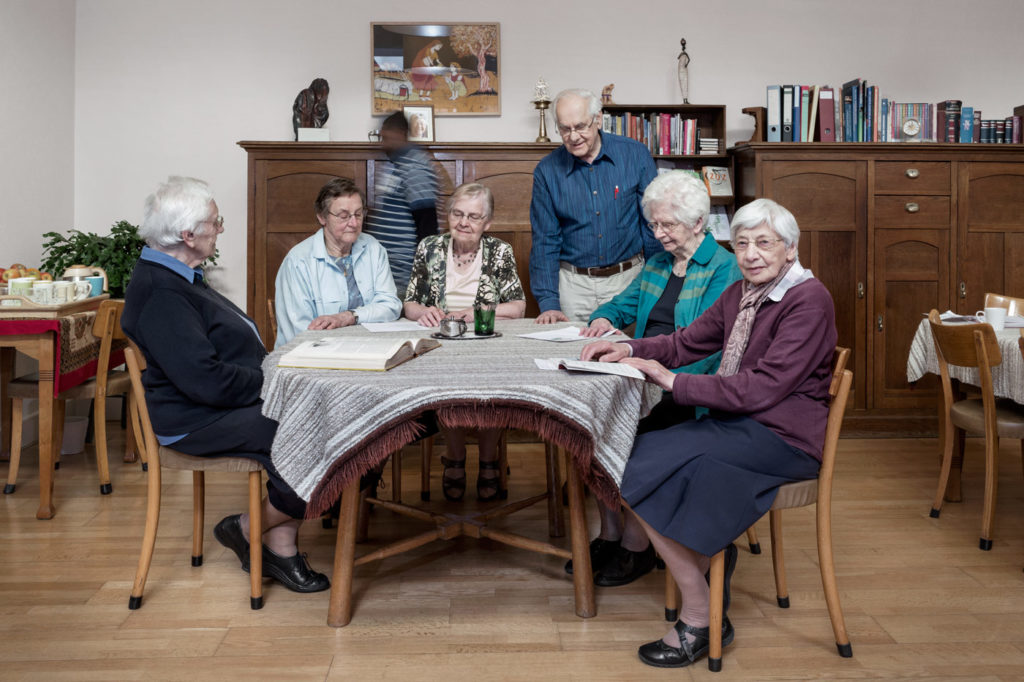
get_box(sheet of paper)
[534,357,645,380]
[518,326,615,342]
[361,320,429,332]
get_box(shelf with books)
[601,104,726,157]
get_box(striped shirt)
[529,132,661,313]
[364,145,439,292]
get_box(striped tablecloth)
[261,319,661,518]
[906,318,1024,404]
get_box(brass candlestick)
[534,99,551,143]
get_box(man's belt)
[560,254,642,278]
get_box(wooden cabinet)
[732,143,1024,433]
[239,142,557,341]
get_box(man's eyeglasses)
[327,209,365,222]
[732,237,784,252]
[449,209,487,224]
[556,117,597,138]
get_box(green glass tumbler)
[474,303,496,335]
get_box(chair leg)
[980,433,999,551]
[931,419,957,518]
[817,480,852,657]
[420,436,432,501]
[746,525,761,554]
[248,471,263,609]
[4,398,24,494]
[770,509,789,608]
[191,472,205,566]
[128,457,162,609]
[391,450,402,503]
[545,442,565,538]
[122,393,138,463]
[707,549,725,672]
[93,396,113,495]
[664,567,679,622]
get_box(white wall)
[0,0,75,269]
[62,0,1024,306]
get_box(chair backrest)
[927,309,1001,421]
[90,299,126,393]
[123,343,161,471]
[266,298,278,350]
[983,292,1024,316]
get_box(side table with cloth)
[261,318,661,626]
[907,318,1024,501]
[0,295,123,518]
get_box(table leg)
[0,348,12,459]
[36,341,56,520]
[564,447,595,618]
[327,478,362,627]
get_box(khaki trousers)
[557,263,642,324]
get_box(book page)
[555,358,645,380]
[519,326,616,342]
[279,337,413,370]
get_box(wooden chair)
[4,299,132,495]
[663,347,853,672]
[927,310,1024,550]
[123,344,264,610]
[266,298,277,350]
[983,292,1024,317]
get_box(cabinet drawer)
[874,195,950,228]
[875,161,951,194]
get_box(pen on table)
[614,185,619,199]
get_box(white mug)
[53,280,91,303]
[30,281,54,305]
[9,276,36,297]
[976,306,1007,331]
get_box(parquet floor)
[1,429,1023,681]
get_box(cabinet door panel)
[964,163,1024,229]
[763,161,861,229]
[872,229,949,409]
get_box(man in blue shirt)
[529,88,660,324]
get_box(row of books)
[766,82,1024,143]
[601,113,719,156]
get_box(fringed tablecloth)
[262,319,661,519]
[907,318,1024,403]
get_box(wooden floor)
[1,429,1023,681]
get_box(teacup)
[85,275,105,297]
[30,281,55,305]
[9,276,36,297]
[438,317,467,338]
[53,280,91,303]
[976,307,1007,331]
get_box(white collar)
[768,261,814,302]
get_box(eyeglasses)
[199,215,224,229]
[732,237,784,252]
[449,209,487,224]
[327,209,365,223]
[648,221,684,233]
[556,117,597,138]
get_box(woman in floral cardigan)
[404,183,525,502]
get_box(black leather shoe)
[637,617,735,668]
[594,543,657,587]
[705,542,738,613]
[262,546,330,593]
[565,537,620,575]
[213,514,250,572]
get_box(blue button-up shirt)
[528,132,660,313]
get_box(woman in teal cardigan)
[573,171,741,588]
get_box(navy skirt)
[620,415,820,557]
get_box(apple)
[9,263,25,271]
[24,267,40,278]
[39,272,53,281]
[2,268,21,282]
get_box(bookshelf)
[601,104,731,207]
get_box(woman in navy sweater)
[122,176,328,593]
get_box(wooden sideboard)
[733,142,1024,433]
[239,141,558,341]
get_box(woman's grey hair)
[446,182,494,220]
[641,171,710,230]
[730,198,800,248]
[552,88,602,123]
[140,176,216,249]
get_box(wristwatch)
[348,310,359,324]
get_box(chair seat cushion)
[158,446,264,472]
[950,398,1024,439]
[770,478,818,510]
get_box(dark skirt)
[173,403,306,520]
[620,415,820,557]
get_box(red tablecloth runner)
[0,314,125,396]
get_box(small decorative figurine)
[292,78,330,141]
[677,38,690,104]
[601,83,615,105]
[532,77,552,143]
[533,77,550,103]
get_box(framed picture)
[403,105,435,142]
[371,22,500,116]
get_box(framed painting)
[403,104,435,142]
[371,22,500,116]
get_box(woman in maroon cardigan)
[581,198,837,669]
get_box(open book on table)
[535,357,645,380]
[278,337,440,371]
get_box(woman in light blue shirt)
[275,178,402,347]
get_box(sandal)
[476,458,504,502]
[441,455,466,502]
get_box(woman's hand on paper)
[580,340,631,363]
[620,357,676,391]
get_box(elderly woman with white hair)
[121,176,330,595]
[581,198,836,668]
[568,171,741,588]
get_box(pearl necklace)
[452,244,479,267]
